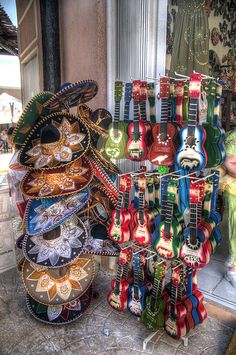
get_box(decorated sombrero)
[12,91,54,146]
[26,286,92,325]
[22,253,95,305]
[77,105,111,139]
[22,216,88,268]
[18,113,90,170]
[25,188,89,236]
[20,156,93,199]
[89,146,121,175]
[44,80,98,111]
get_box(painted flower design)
[28,218,85,266]
[26,117,86,168]
[27,258,90,302]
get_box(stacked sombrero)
[13,80,120,324]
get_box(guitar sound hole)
[186,136,195,147]
[160,133,167,142]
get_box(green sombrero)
[13,91,54,145]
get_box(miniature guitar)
[140,80,153,146]
[126,80,148,161]
[174,80,185,127]
[105,81,128,159]
[149,77,176,166]
[107,248,132,311]
[183,267,200,331]
[180,180,210,269]
[164,266,187,339]
[108,174,132,244]
[154,179,182,260]
[202,80,224,167]
[127,252,148,317]
[141,261,167,331]
[175,73,207,171]
[133,174,151,246]
[123,82,133,123]
[147,82,156,123]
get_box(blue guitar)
[175,73,207,172]
[127,253,148,317]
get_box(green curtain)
[169,0,209,76]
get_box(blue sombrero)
[24,188,90,236]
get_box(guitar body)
[154,221,181,260]
[149,123,176,166]
[142,121,153,147]
[126,121,148,161]
[164,302,187,339]
[194,289,207,323]
[175,125,207,171]
[183,297,195,331]
[180,234,209,269]
[127,284,148,317]
[141,296,165,331]
[107,277,129,311]
[108,208,131,244]
[133,211,151,246]
[105,122,129,159]
[202,123,222,167]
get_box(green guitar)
[105,81,128,159]
[141,261,167,331]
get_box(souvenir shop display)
[13,79,122,325]
[12,72,225,341]
[103,73,224,342]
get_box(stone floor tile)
[213,278,236,304]
[197,271,222,292]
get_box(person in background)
[7,127,14,152]
[1,129,8,153]
[219,131,236,289]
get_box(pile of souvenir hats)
[13,80,121,324]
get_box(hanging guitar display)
[105,81,128,159]
[126,80,148,161]
[149,77,176,166]
[123,82,133,124]
[141,261,167,331]
[132,174,151,246]
[108,174,132,244]
[175,73,207,171]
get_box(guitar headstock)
[189,73,201,99]
[124,83,133,103]
[190,179,205,204]
[137,174,146,193]
[140,81,148,101]
[132,80,141,102]
[160,77,170,99]
[119,247,132,266]
[147,82,155,99]
[174,80,185,98]
[119,174,132,193]
[114,81,124,102]
[167,178,178,204]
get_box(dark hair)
[7,127,15,136]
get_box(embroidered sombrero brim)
[90,146,121,175]
[20,156,93,199]
[77,104,109,139]
[18,112,90,170]
[12,92,54,145]
[44,80,98,111]
[26,285,92,325]
[22,216,88,268]
[25,188,90,236]
[22,253,96,306]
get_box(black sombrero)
[19,112,90,170]
[44,80,98,111]
[20,156,93,199]
[12,91,54,146]
[22,216,88,268]
[26,285,92,324]
[25,188,89,236]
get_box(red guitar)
[140,80,153,146]
[174,80,185,127]
[107,248,132,311]
[133,174,151,246]
[164,266,187,339]
[126,80,148,161]
[149,77,176,166]
[108,175,132,244]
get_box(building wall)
[59,0,107,109]
[0,87,21,100]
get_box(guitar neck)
[133,255,141,300]
[164,201,174,239]
[150,272,164,311]
[114,100,121,130]
[189,203,198,245]
[140,100,147,121]
[133,100,140,137]
[124,190,130,209]
[124,101,130,123]
[138,191,145,225]
[160,98,169,138]
[114,263,123,293]
[211,172,220,213]
[170,281,178,320]
[115,192,123,222]
[187,98,198,137]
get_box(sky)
[0,0,21,88]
